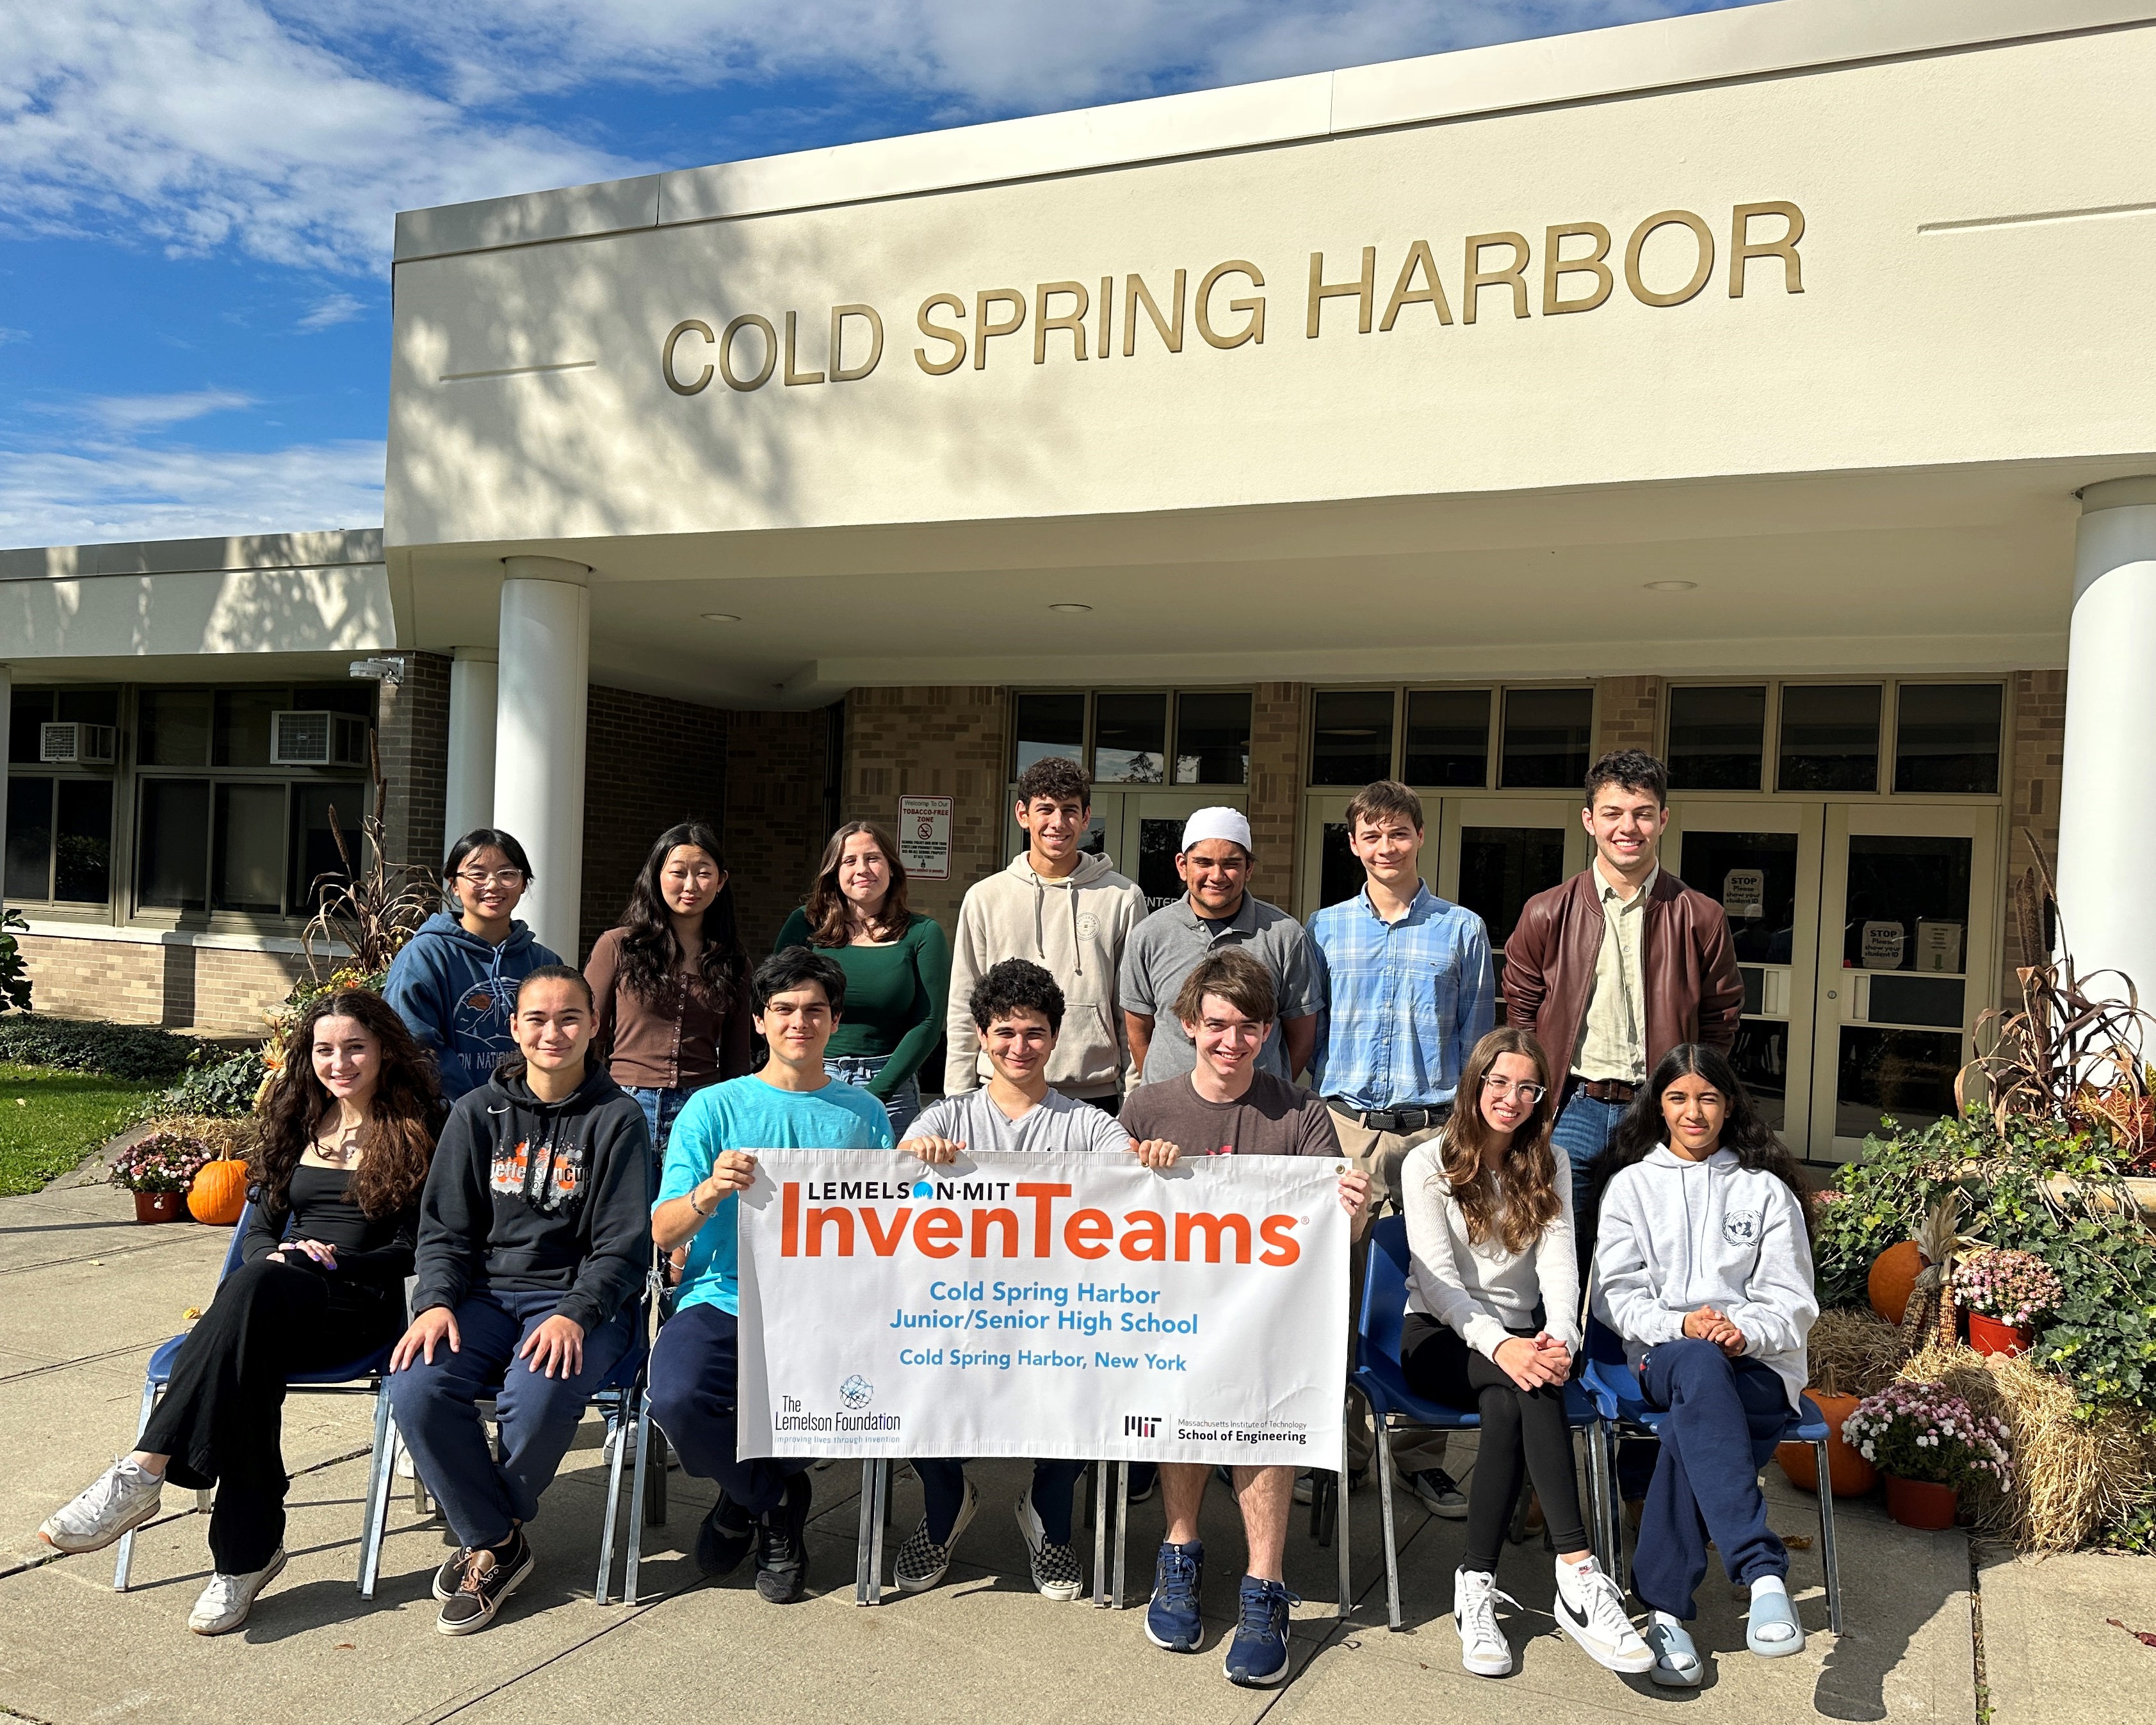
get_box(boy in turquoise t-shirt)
[647,948,893,1605]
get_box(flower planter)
[1883,1474,1958,1530]
[1967,1311,2034,1357]
[1776,1392,1877,1497]
[132,1190,188,1224]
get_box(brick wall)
[1248,683,1306,909]
[1593,676,1663,759]
[841,686,1009,934]
[722,706,837,955]
[2003,668,2067,1005]
[195,948,311,1035]
[377,651,451,876]
[16,934,304,1033]
[578,684,731,962]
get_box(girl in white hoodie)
[1591,1044,1819,1685]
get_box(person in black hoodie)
[389,964,652,1637]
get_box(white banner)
[736,1149,1347,1471]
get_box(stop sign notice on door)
[897,795,953,880]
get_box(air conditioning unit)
[39,722,117,765]
[270,709,370,768]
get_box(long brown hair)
[1436,1027,1564,1256]
[802,821,912,946]
[252,991,446,1219]
[613,822,745,1012]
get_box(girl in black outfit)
[37,991,445,1634]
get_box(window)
[1404,689,1490,786]
[6,689,120,904]
[1778,684,1881,792]
[1310,690,1394,786]
[1093,693,1167,784]
[213,688,284,768]
[1667,685,1767,790]
[1500,688,1593,789]
[137,777,363,917]
[1172,692,1251,785]
[1894,684,2001,795]
[9,690,53,763]
[140,689,212,766]
[1010,688,1254,784]
[138,780,210,910]
[1011,692,1085,776]
[291,784,366,912]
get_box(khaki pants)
[1331,1110,1451,1477]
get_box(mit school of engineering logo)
[839,1375,875,1410]
[1123,1414,1160,1438]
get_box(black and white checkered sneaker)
[894,1477,977,1592]
[1014,1489,1084,1601]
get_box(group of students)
[33,745,1819,1695]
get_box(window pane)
[54,688,119,728]
[53,780,113,903]
[140,690,211,767]
[1173,692,1251,785]
[291,782,365,914]
[1667,685,1766,790]
[1317,821,1361,909]
[1778,684,1880,791]
[1459,825,1567,955]
[293,683,376,720]
[1310,690,1393,786]
[138,780,210,909]
[1093,693,1166,784]
[1012,692,1085,777]
[1894,683,2002,795]
[10,690,54,763]
[1836,1026,1961,1138]
[213,687,285,768]
[5,777,54,899]
[214,783,286,913]
[1843,834,1972,971]
[1500,688,1593,790]
[1404,689,1490,787]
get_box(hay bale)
[1896,1343,2156,1552]
[1808,1308,1910,1398]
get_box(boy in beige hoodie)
[943,757,1147,1105]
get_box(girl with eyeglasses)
[384,828,563,1103]
[1399,1026,1652,1682]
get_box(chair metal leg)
[642,1420,667,1527]
[1581,1421,1608,1572]
[1375,1420,1402,1631]
[595,1400,629,1605]
[113,1377,160,1593]
[1813,1438,1844,1635]
[1108,1462,1129,1610]
[624,1395,653,1606]
[854,1459,887,1605]
[870,1461,889,1596]
[1092,1459,1111,1607]
[1603,1425,1628,1591]
[1337,1459,1353,1620]
[358,1388,396,1598]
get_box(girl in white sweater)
[1401,1028,1650,1681]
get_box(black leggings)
[140,1258,399,1573]
[1400,1313,1589,1574]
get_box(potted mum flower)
[1842,1379,2012,1530]
[1950,1248,2064,1357]
[108,1130,211,1224]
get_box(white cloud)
[69,387,257,432]
[298,291,367,330]
[0,325,28,344]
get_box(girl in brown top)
[585,822,752,1157]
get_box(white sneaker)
[1552,1555,1657,1674]
[38,1458,165,1554]
[1454,1567,1518,1677]
[188,1548,288,1635]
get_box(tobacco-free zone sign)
[735,1149,1348,1470]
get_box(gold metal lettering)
[1378,241,1452,330]
[1542,223,1613,315]
[1196,260,1265,349]
[1730,201,1805,296]
[1124,270,1187,355]
[783,310,825,385]
[662,318,715,394]
[1098,275,1113,359]
[974,289,1027,369]
[1462,233,1530,323]
[1034,280,1090,364]
[718,313,777,391]
[829,304,884,382]
[914,293,966,375]
[1306,246,1375,337]
[1625,211,1714,307]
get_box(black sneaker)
[753,1471,812,1603]
[432,1547,469,1602]
[435,1530,534,1636]
[1408,1468,1468,1519]
[694,1492,754,1579]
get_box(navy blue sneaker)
[1145,1539,1204,1652]
[1223,1575,1298,1687]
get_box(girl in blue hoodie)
[385,829,563,1103]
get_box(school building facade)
[4,0,2154,1164]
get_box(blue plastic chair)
[1579,1316,1842,1634]
[1352,1215,1612,1631]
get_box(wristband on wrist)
[690,1185,713,1218]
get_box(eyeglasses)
[1482,1075,1548,1105]
[457,869,526,888]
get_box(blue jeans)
[1552,1087,1656,1498]
[827,1054,921,1136]
[388,1287,637,1550]
[625,1085,693,1161]
[1633,1340,1792,1619]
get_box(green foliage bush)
[0,909,32,1014]
[155,1049,268,1120]
[0,1014,206,1083]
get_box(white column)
[2057,476,2156,996]
[444,647,499,847]
[494,558,590,960]
[0,663,12,912]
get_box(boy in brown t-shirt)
[1119,949,1367,1689]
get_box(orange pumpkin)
[1868,1240,1929,1326]
[1776,1392,1877,1497]
[188,1159,249,1227]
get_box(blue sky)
[0,0,1755,549]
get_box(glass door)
[1298,791,1361,918]
[1664,802,1824,1148]
[1806,805,1999,1162]
[1437,799,1586,982]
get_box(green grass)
[0,1062,163,1197]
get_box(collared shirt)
[1574,862,1657,1082]
[1304,882,1495,1111]
[1118,892,1321,1083]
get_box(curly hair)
[801,821,912,946]
[969,959,1066,1033]
[252,991,446,1219]
[1434,1027,1564,1256]
[611,823,746,1016]
[1594,1043,1810,1215]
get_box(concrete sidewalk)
[0,1181,2138,1724]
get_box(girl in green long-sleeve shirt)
[774,820,950,1133]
